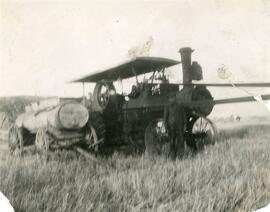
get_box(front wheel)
[186,116,217,151]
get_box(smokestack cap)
[179,47,194,53]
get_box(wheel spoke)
[89,133,93,142]
[85,125,99,150]
[204,121,208,132]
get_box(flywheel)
[93,80,116,111]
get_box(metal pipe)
[179,47,193,86]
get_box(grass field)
[0,123,270,212]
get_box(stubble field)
[0,122,270,212]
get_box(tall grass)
[0,125,270,212]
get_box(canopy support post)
[132,67,138,84]
[82,82,86,106]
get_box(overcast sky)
[1,0,270,116]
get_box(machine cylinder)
[51,102,89,129]
[15,102,89,133]
[191,86,214,116]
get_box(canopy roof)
[71,57,180,83]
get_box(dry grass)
[0,124,270,212]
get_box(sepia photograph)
[0,0,270,211]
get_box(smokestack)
[179,47,193,85]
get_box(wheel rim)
[191,117,217,148]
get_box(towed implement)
[8,99,103,154]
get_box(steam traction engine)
[74,47,217,155]
[8,99,101,155]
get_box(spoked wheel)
[86,113,106,152]
[8,125,23,154]
[85,125,104,152]
[144,119,170,157]
[35,128,53,154]
[186,116,217,151]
